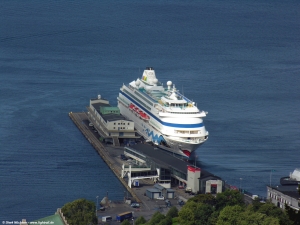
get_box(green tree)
[285,204,300,225]
[158,216,172,225]
[216,205,244,225]
[146,211,165,225]
[135,216,147,225]
[178,199,215,225]
[241,209,280,225]
[121,219,131,225]
[216,204,282,225]
[257,202,292,225]
[166,206,178,218]
[178,207,195,225]
[194,203,214,225]
[250,197,265,212]
[183,201,199,212]
[208,211,220,225]
[188,193,217,206]
[215,189,244,211]
[61,198,97,225]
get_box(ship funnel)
[142,67,157,85]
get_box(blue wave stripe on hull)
[120,90,204,128]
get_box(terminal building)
[87,95,140,146]
[121,143,224,195]
[267,168,300,211]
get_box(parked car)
[165,199,171,207]
[156,196,165,200]
[178,199,185,206]
[131,203,140,208]
[101,216,112,222]
[120,154,128,160]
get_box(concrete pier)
[69,112,142,203]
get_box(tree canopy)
[146,211,166,225]
[166,206,178,218]
[61,198,97,225]
[215,189,244,211]
[175,190,294,225]
[135,216,147,225]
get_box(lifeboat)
[129,104,135,111]
[139,111,150,121]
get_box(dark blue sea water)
[1,0,299,221]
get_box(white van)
[102,216,112,222]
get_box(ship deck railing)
[138,87,158,103]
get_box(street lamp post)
[96,196,99,217]
[270,170,275,187]
[239,178,243,192]
[132,211,134,225]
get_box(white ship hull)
[117,67,209,158]
[118,102,205,157]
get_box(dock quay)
[69,111,225,199]
[69,111,257,223]
[69,111,141,203]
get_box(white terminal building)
[267,168,300,211]
[87,95,140,146]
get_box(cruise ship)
[117,67,209,158]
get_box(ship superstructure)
[117,67,208,157]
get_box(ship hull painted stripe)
[120,90,204,129]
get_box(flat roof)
[128,143,221,180]
[269,185,300,199]
[32,214,64,225]
[92,102,130,122]
[147,188,162,193]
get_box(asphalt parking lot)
[96,178,190,224]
